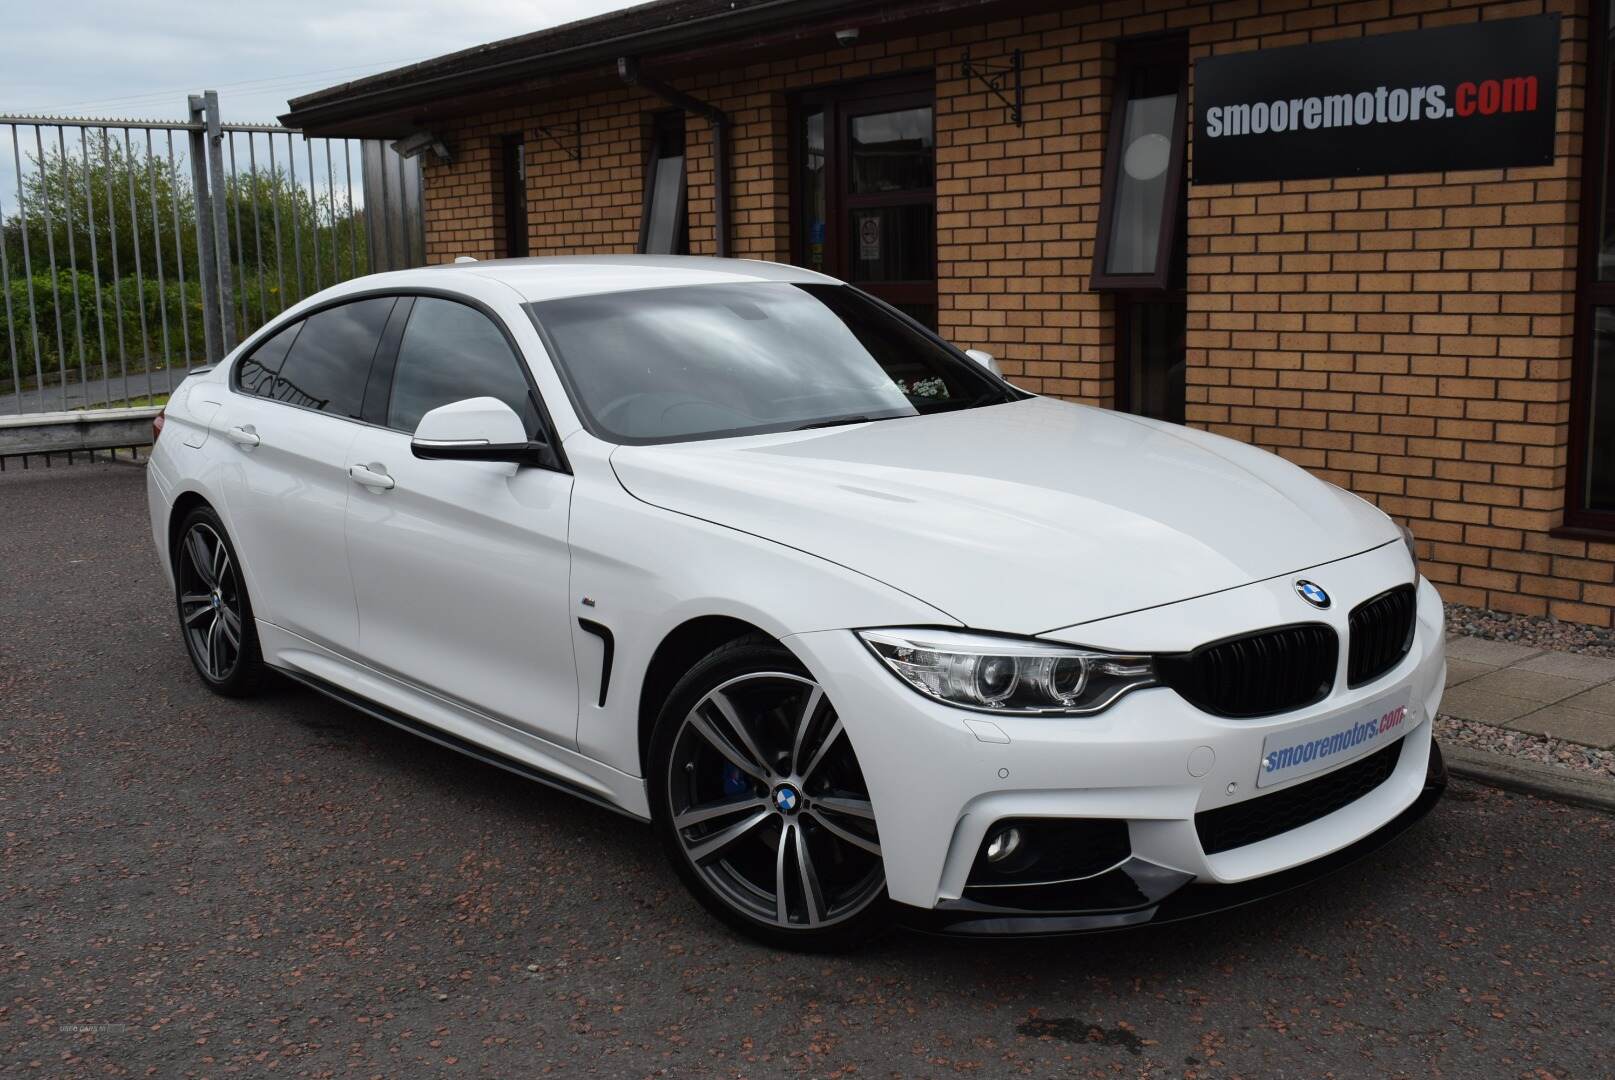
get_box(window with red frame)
[1094,38,1188,424]
[1568,1,1615,531]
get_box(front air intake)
[1348,584,1417,688]
[1156,624,1338,719]
[1196,735,1406,855]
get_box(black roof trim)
[280,0,875,132]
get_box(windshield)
[526,282,1020,444]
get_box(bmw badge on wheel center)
[146,256,1445,949]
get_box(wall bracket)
[961,48,1022,126]
[534,112,582,162]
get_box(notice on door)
[859,216,881,261]
[1194,15,1559,184]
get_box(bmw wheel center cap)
[1295,579,1331,609]
[773,784,801,814]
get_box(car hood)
[608,398,1399,635]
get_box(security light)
[391,131,453,164]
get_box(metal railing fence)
[0,91,423,416]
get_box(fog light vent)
[966,817,1131,888]
[985,827,1022,864]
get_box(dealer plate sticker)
[1257,694,1417,789]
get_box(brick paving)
[1443,635,1615,749]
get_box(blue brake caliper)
[720,763,749,796]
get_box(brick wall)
[1184,0,1595,622]
[419,14,1126,397]
[421,83,781,263]
[418,0,1609,625]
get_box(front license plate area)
[1257,693,1415,789]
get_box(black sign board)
[1193,16,1560,185]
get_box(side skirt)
[278,667,652,824]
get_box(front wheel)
[648,637,890,951]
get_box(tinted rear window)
[269,297,396,419]
[236,320,303,400]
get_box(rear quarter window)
[237,297,396,419]
[235,321,302,399]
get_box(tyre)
[648,635,890,950]
[172,505,268,698]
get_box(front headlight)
[858,629,1156,716]
[1399,523,1420,574]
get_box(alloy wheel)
[177,522,244,682]
[666,672,884,929]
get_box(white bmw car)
[147,256,1446,948]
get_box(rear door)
[215,296,396,653]
[342,294,579,748]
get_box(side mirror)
[410,396,559,469]
[964,348,1002,377]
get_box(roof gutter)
[281,0,871,131]
[617,56,730,259]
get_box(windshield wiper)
[791,414,901,431]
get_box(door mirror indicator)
[410,396,560,469]
[964,348,1002,377]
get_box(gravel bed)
[1444,601,1615,658]
[1435,713,1615,780]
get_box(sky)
[0,0,641,221]
[3,0,637,123]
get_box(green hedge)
[0,271,298,387]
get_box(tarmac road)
[0,372,173,415]
[2,462,1611,1078]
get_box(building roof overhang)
[279,0,1056,137]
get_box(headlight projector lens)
[859,629,1157,716]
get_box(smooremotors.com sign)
[1194,15,1559,184]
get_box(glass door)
[795,79,937,328]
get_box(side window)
[387,297,540,435]
[270,297,396,419]
[236,320,303,399]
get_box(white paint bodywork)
[410,394,529,445]
[147,256,1444,913]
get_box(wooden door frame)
[789,74,937,315]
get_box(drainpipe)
[617,56,730,258]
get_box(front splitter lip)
[901,739,1448,938]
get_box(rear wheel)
[173,505,267,697]
[649,637,889,951]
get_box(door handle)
[349,464,395,491]
[225,424,260,448]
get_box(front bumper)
[785,542,1447,927]
[908,738,1445,936]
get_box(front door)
[342,295,578,749]
[796,78,937,328]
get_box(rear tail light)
[152,407,166,442]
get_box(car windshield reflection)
[526,282,1019,445]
